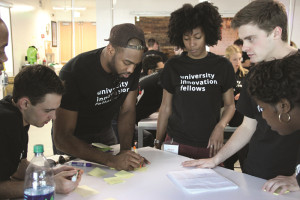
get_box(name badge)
[163,144,179,154]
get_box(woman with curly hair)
[247,51,300,192]
[154,2,236,159]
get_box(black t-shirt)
[228,70,246,127]
[136,70,163,123]
[0,96,29,181]
[59,48,141,137]
[161,52,235,147]
[237,74,300,179]
[143,50,168,63]
[233,70,246,98]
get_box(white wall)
[10,0,53,74]
[291,0,300,48]
[5,0,300,75]
[96,0,251,48]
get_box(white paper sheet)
[167,168,238,194]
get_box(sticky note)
[114,170,134,178]
[88,167,107,177]
[75,185,99,197]
[264,189,290,195]
[273,189,290,195]
[92,143,113,152]
[104,177,125,185]
[134,167,148,172]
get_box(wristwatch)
[154,139,160,146]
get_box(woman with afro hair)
[154,1,236,159]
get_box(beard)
[107,53,132,78]
[107,53,118,75]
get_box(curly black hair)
[248,52,300,108]
[168,1,222,49]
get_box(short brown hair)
[13,65,64,105]
[231,0,288,42]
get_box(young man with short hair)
[183,0,300,195]
[0,18,82,199]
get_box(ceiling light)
[11,5,34,12]
[53,7,86,11]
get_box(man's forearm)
[55,133,114,166]
[118,110,135,150]
[0,180,24,199]
[11,159,29,180]
[214,117,256,164]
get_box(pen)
[133,146,141,168]
[69,161,92,167]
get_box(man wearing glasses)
[52,23,148,171]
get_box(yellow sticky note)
[273,188,290,195]
[104,177,125,185]
[75,185,99,197]
[134,167,148,172]
[114,170,134,178]
[88,167,107,177]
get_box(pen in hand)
[133,146,141,168]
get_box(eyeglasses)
[111,76,121,101]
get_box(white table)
[137,114,237,147]
[56,147,300,200]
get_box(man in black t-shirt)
[52,23,148,171]
[136,55,164,123]
[0,65,81,199]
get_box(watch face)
[296,164,300,176]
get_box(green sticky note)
[104,177,125,185]
[114,170,134,178]
[88,167,107,177]
[92,143,112,149]
[75,185,99,197]
[134,167,148,172]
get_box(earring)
[278,113,291,123]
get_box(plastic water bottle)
[24,144,55,200]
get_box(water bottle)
[24,144,55,200]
